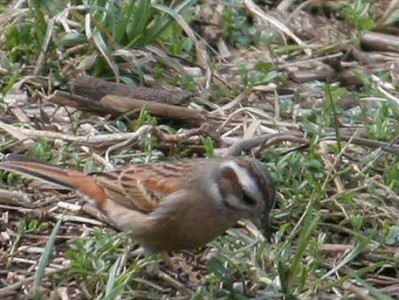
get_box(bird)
[0,153,276,253]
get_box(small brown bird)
[0,154,276,253]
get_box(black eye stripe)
[221,198,241,211]
[242,191,256,206]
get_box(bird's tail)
[0,154,107,208]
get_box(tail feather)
[1,154,74,190]
[0,154,108,209]
[5,153,67,168]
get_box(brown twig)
[105,124,213,161]
[323,133,399,155]
[71,75,195,105]
[221,132,309,157]
[47,91,209,126]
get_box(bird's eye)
[242,192,256,206]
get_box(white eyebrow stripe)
[221,161,261,199]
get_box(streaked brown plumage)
[0,154,276,253]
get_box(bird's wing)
[91,160,199,213]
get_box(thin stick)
[0,266,71,297]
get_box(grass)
[1,0,399,299]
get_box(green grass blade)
[141,0,195,45]
[353,275,394,300]
[103,254,126,300]
[288,210,319,289]
[92,29,120,80]
[325,85,342,152]
[128,0,152,42]
[33,217,63,299]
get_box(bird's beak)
[259,213,272,239]
[252,215,262,229]
[249,212,272,239]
